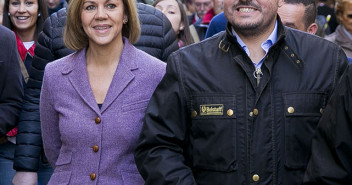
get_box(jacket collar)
[14,30,35,61]
[221,15,299,75]
[221,15,287,67]
[61,38,138,115]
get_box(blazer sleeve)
[0,28,23,136]
[134,53,196,185]
[40,66,61,168]
[304,64,352,184]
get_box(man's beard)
[231,21,264,37]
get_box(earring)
[123,19,128,24]
[8,12,10,16]
[38,13,41,17]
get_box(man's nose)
[199,4,205,10]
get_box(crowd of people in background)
[0,0,352,184]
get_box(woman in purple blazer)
[40,0,165,184]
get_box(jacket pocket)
[118,99,151,143]
[122,99,150,113]
[55,151,73,172]
[283,92,327,169]
[190,94,237,172]
[121,170,144,185]
[48,171,72,185]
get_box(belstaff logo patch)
[200,104,224,116]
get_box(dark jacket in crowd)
[303,64,352,184]
[317,4,338,34]
[134,19,348,184]
[13,4,178,172]
[0,25,23,137]
[134,3,179,61]
[192,18,208,41]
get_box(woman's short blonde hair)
[335,0,352,17]
[64,0,140,50]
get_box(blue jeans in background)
[0,141,53,185]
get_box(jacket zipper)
[254,68,263,86]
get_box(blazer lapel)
[100,40,138,113]
[64,49,100,114]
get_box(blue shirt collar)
[232,21,278,68]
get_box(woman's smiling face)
[9,0,39,32]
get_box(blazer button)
[95,117,101,124]
[90,173,96,180]
[93,145,99,152]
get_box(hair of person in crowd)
[2,0,48,42]
[283,0,317,30]
[153,0,194,47]
[335,0,352,21]
[64,0,140,51]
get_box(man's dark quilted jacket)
[13,3,178,172]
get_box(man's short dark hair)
[284,0,317,29]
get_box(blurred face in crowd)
[9,0,39,32]
[224,0,281,37]
[0,0,4,24]
[213,0,223,15]
[47,0,61,9]
[278,3,317,34]
[278,3,306,31]
[185,0,195,14]
[337,2,352,34]
[155,0,184,34]
[81,0,127,47]
[194,0,212,19]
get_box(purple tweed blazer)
[40,38,166,185]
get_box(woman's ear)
[123,15,128,24]
[179,22,185,31]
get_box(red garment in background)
[202,8,215,25]
[6,31,35,137]
[15,31,35,61]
